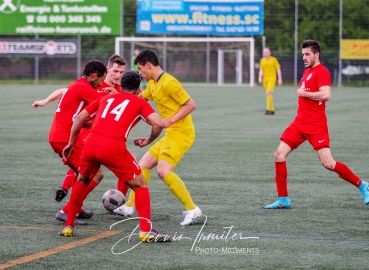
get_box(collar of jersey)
[156,71,165,82]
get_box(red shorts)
[49,142,83,168]
[79,143,141,181]
[280,121,330,151]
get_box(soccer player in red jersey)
[48,60,107,223]
[59,71,170,242]
[264,40,369,209]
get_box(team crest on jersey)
[306,73,312,80]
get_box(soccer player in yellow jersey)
[258,47,283,115]
[113,50,202,226]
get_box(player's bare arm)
[62,110,91,159]
[277,68,283,86]
[32,88,66,108]
[258,69,264,84]
[134,112,163,148]
[162,98,196,128]
[296,85,331,101]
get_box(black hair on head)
[301,40,321,54]
[134,49,159,66]
[120,70,141,91]
[83,60,107,77]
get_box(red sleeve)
[317,67,331,88]
[79,86,101,104]
[140,99,156,120]
[84,97,101,116]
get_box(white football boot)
[180,206,202,226]
[113,204,135,217]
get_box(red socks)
[275,161,288,197]
[65,181,87,227]
[334,161,362,187]
[62,179,99,214]
[134,187,151,232]
[61,168,77,190]
[117,179,130,196]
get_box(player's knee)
[77,174,91,185]
[157,168,172,180]
[93,171,104,183]
[274,149,285,162]
[321,160,335,170]
[157,170,166,179]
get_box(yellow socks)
[162,172,196,210]
[125,170,196,211]
[266,95,274,111]
[125,168,151,207]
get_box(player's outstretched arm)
[134,112,163,148]
[62,110,91,160]
[32,88,66,108]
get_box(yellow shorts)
[263,80,276,92]
[148,130,195,167]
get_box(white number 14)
[101,98,130,121]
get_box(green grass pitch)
[0,83,368,269]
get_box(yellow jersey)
[142,72,195,133]
[260,56,280,81]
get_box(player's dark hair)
[120,71,141,92]
[134,50,160,66]
[83,60,107,77]
[301,40,321,55]
[108,54,126,68]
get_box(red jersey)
[84,92,156,149]
[48,77,104,145]
[295,64,331,124]
[79,81,121,139]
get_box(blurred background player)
[264,40,369,209]
[59,71,170,242]
[114,50,202,226]
[258,47,283,115]
[132,49,140,73]
[132,49,146,89]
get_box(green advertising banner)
[0,0,121,35]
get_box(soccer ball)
[102,189,125,212]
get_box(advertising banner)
[137,0,264,36]
[341,39,369,60]
[0,39,77,57]
[0,0,121,35]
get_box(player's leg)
[316,147,368,204]
[265,81,275,115]
[56,145,101,225]
[265,123,305,209]
[55,168,77,202]
[59,173,93,236]
[116,179,130,196]
[105,148,170,242]
[114,143,159,216]
[125,152,157,207]
[264,141,293,209]
[59,145,101,236]
[124,174,170,242]
[59,169,103,221]
[155,135,201,225]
